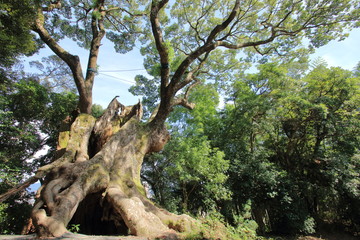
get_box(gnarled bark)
[31,98,197,239]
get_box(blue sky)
[25,28,360,108]
[310,28,360,70]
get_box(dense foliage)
[0,0,37,67]
[141,61,360,236]
[0,1,77,230]
[0,73,78,233]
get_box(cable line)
[98,73,136,84]
[99,68,145,72]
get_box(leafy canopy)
[0,0,37,66]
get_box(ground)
[0,233,148,240]
[1,232,359,240]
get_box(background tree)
[0,78,78,234]
[0,0,37,67]
[0,0,77,234]
[29,55,76,92]
[211,62,360,235]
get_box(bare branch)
[184,77,201,100]
[183,1,215,44]
[253,45,275,56]
[175,51,211,92]
[0,177,39,203]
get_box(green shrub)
[182,210,263,240]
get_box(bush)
[183,210,263,240]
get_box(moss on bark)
[30,99,198,239]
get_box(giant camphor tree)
[0,0,359,238]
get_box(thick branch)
[171,75,201,110]
[206,0,240,43]
[32,18,84,91]
[33,1,110,113]
[151,1,241,125]
[83,0,106,113]
[32,5,91,112]
[149,0,173,126]
[217,36,276,49]
[150,0,170,90]
[172,98,195,110]
[173,1,240,83]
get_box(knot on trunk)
[147,126,170,153]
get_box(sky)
[24,28,360,108]
[310,28,360,70]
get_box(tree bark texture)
[31,98,196,239]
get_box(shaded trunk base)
[69,192,129,236]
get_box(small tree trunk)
[31,98,196,238]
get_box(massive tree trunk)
[31,98,196,239]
